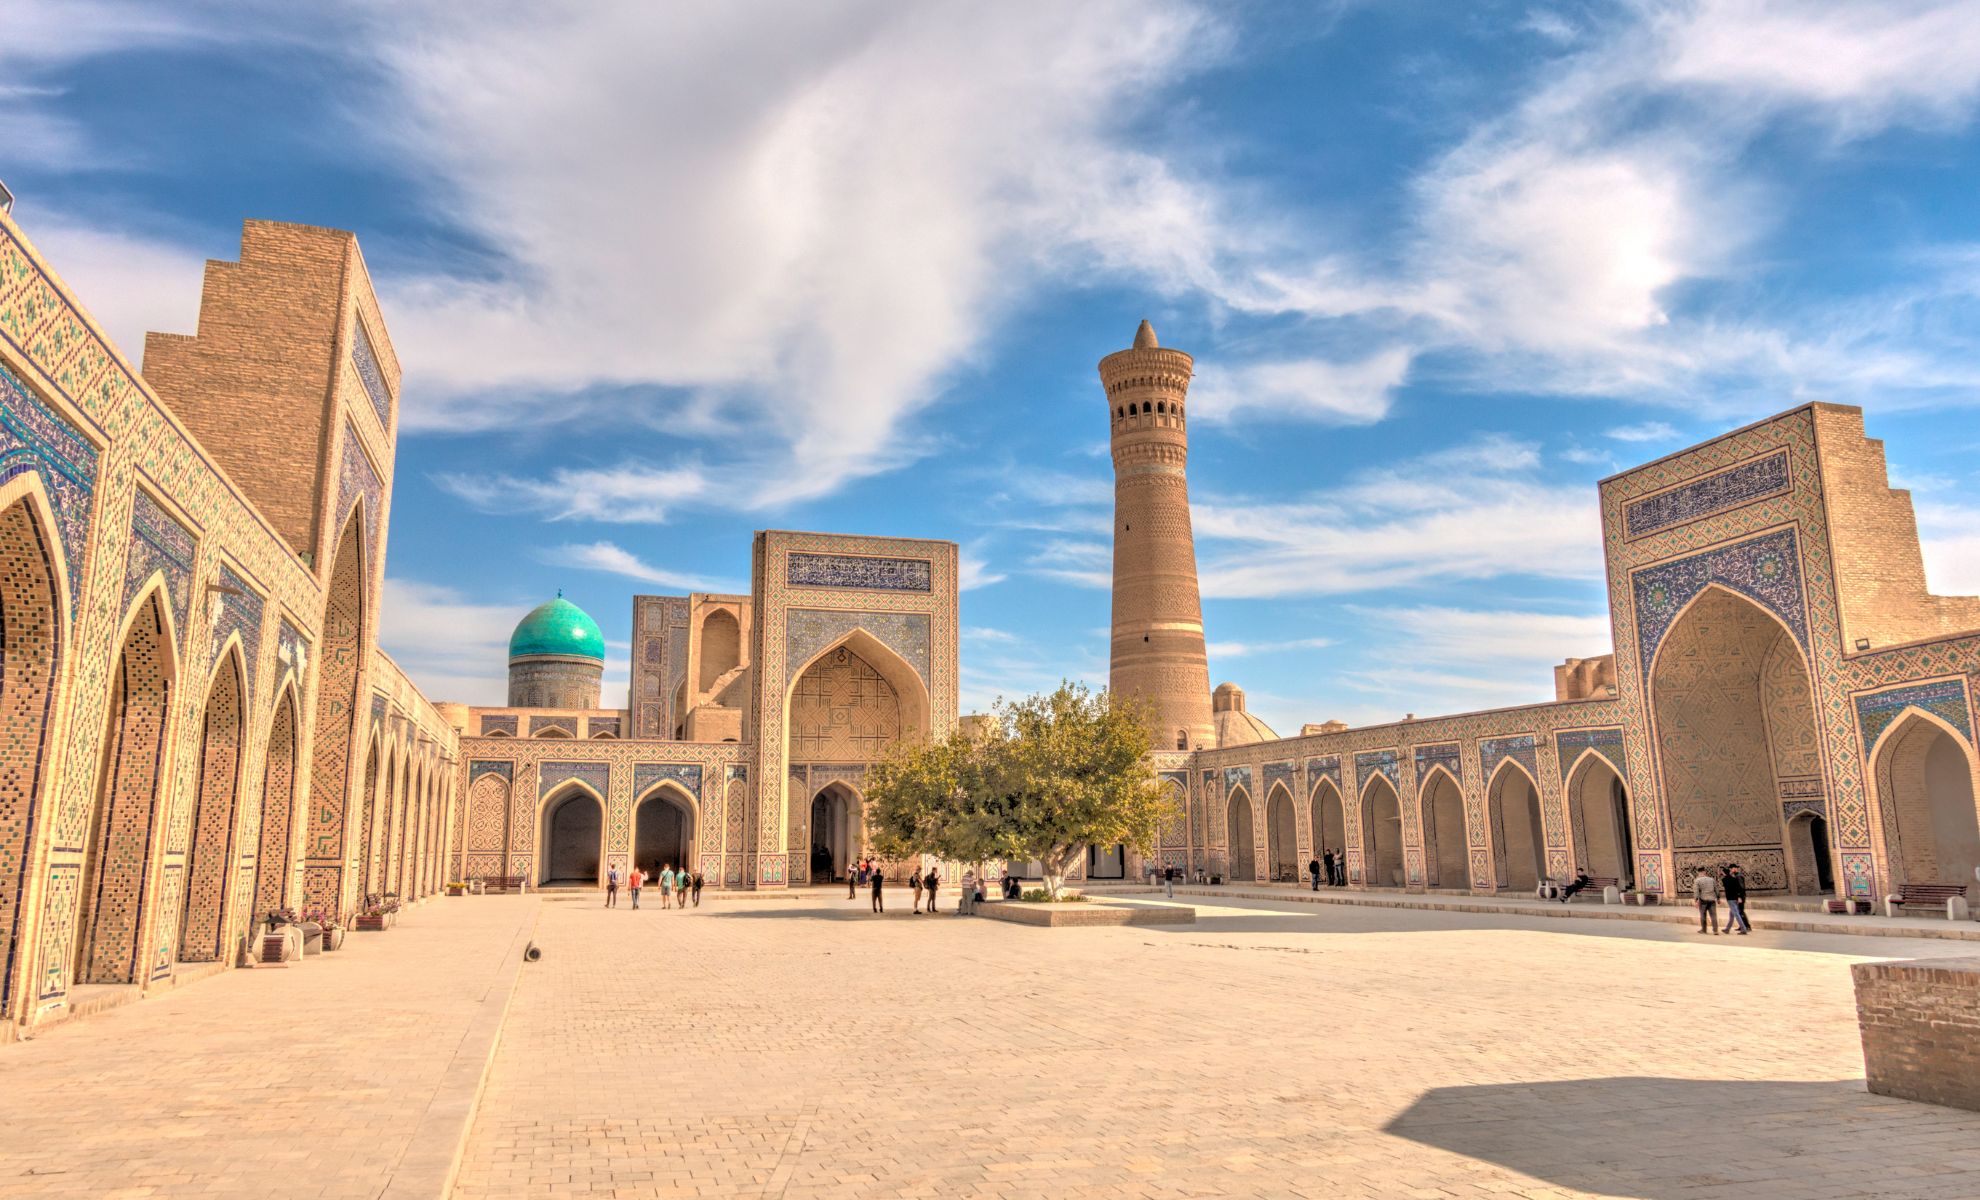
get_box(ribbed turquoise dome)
[508,593,604,662]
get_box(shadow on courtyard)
[1383,1076,1980,1199]
[1127,902,1954,958]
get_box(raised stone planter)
[1853,956,1980,1112]
[978,901,1195,928]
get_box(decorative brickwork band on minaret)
[1100,320,1216,751]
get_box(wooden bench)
[1825,898,1871,915]
[1886,882,1970,920]
[478,875,527,894]
[1559,875,1620,903]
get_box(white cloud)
[542,541,739,594]
[374,578,524,705]
[1606,420,1679,442]
[1205,636,1333,658]
[959,543,1007,591]
[438,462,709,524]
[24,217,208,367]
[1028,539,1111,588]
[1917,499,1980,596]
[1189,350,1411,425]
[1188,434,1601,599]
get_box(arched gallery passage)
[1566,752,1632,886]
[1226,789,1256,882]
[1871,712,1980,892]
[1265,784,1297,882]
[1651,585,1823,894]
[179,651,246,963]
[634,784,696,876]
[1361,775,1402,888]
[75,588,174,987]
[1311,779,1345,860]
[1421,768,1468,890]
[805,785,862,883]
[1488,761,1546,893]
[0,493,62,1013]
[539,787,604,886]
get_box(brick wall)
[1853,956,1980,1112]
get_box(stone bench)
[1885,882,1970,921]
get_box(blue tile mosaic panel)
[1413,743,1461,787]
[1632,527,1808,672]
[336,424,382,562]
[276,618,310,689]
[633,763,702,800]
[210,564,263,697]
[785,609,932,689]
[1480,735,1538,783]
[538,761,610,799]
[1262,761,1294,790]
[1354,750,1399,789]
[1624,450,1790,539]
[1223,766,1253,796]
[479,714,518,736]
[123,489,193,638]
[1305,756,1341,792]
[1554,727,1626,781]
[350,321,392,430]
[1855,678,1971,755]
[468,760,513,784]
[0,360,96,607]
[787,552,931,592]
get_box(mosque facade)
[0,203,1974,1037]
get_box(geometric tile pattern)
[538,761,610,801]
[786,552,932,592]
[632,763,702,801]
[1554,726,1626,781]
[122,490,194,642]
[349,320,393,431]
[1632,527,1809,673]
[0,361,96,608]
[784,609,932,691]
[209,564,263,700]
[1624,448,1790,540]
[1854,678,1971,757]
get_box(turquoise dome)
[508,594,605,662]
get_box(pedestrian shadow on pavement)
[1383,1076,1980,1199]
[1132,906,1938,957]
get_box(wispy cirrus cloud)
[540,541,741,595]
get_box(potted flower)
[355,895,401,932]
[446,880,467,897]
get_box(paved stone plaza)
[9,892,1977,1199]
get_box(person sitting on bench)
[1558,868,1594,903]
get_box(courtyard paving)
[455,891,1980,1200]
[6,891,1980,1199]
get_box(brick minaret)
[1100,320,1215,751]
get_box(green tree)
[868,682,1171,899]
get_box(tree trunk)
[1041,845,1081,900]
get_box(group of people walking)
[843,859,990,915]
[603,864,703,910]
[1306,850,1348,888]
[1691,862,1753,934]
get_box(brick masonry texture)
[1,197,1979,1051]
[1853,956,1980,1111]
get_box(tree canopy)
[867,682,1171,897]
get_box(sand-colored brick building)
[0,205,1974,1037]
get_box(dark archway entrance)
[808,783,860,882]
[540,790,603,885]
[1566,753,1632,886]
[1871,713,1980,892]
[1489,763,1546,892]
[1422,770,1468,890]
[1265,784,1297,882]
[1311,780,1345,864]
[1227,790,1256,882]
[1086,843,1126,879]
[634,786,695,876]
[1650,585,1820,893]
[1361,776,1402,887]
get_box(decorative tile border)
[787,552,931,592]
[1854,678,1971,756]
[1624,449,1790,540]
[0,359,96,605]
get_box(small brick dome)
[508,593,604,663]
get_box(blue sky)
[6,0,1980,733]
